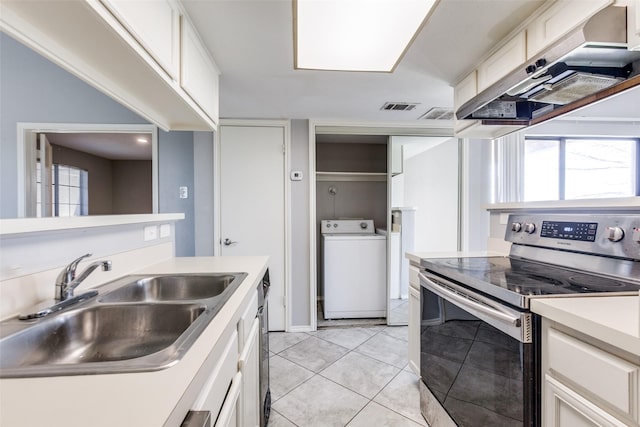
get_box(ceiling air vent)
[381,102,419,111]
[419,107,454,120]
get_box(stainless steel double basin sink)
[0,273,247,378]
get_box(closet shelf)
[315,172,388,182]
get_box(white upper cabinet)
[628,0,640,51]
[181,16,220,124]
[454,71,477,110]
[101,0,181,80]
[0,0,219,131]
[477,31,527,92]
[526,0,613,59]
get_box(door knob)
[223,238,238,246]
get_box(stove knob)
[606,226,625,242]
[360,222,368,230]
[511,222,522,232]
[524,223,536,234]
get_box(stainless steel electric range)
[418,213,640,427]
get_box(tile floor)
[268,325,428,427]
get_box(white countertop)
[405,250,505,265]
[0,213,185,235]
[0,256,269,427]
[531,295,640,356]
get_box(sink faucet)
[55,253,112,301]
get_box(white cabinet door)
[547,328,639,419]
[181,16,220,124]
[193,331,239,417]
[215,372,242,427]
[101,0,180,79]
[238,317,261,427]
[545,375,627,427]
[408,285,420,376]
[526,0,612,59]
[477,31,526,92]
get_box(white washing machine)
[321,219,387,319]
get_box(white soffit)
[295,0,437,72]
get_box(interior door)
[219,124,286,331]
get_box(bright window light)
[294,0,436,72]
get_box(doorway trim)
[308,120,454,331]
[16,122,158,217]
[215,119,292,332]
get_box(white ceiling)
[45,133,152,160]
[182,0,545,123]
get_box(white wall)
[401,138,460,252]
[460,139,492,251]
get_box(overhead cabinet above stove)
[454,1,640,138]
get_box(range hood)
[457,6,640,125]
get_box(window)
[52,164,88,216]
[523,137,639,201]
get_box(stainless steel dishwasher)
[258,270,271,426]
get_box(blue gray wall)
[290,119,311,327]
[159,130,195,257]
[0,33,147,218]
[0,33,197,256]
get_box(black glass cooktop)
[421,257,640,308]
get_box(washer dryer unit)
[321,219,387,319]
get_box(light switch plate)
[179,186,188,199]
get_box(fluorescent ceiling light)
[294,0,437,72]
[136,137,149,144]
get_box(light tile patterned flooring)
[268,325,428,427]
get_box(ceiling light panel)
[295,0,436,72]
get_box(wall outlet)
[179,186,188,199]
[144,225,158,241]
[160,224,171,238]
[290,171,303,181]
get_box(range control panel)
[540,221,598,241]
[505,214,640,260]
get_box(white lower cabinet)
[541,320,640,427]
[215,372,242,427]
[545,375,627,427]
[192,330,239,417]
[239,317,261,427]
[408,265,421,376]
[189,288,261,426]
[408,285,420,375]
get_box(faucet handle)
[65,253,92,280]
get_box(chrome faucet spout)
[55,255,112,301]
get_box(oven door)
[419,272,539,427]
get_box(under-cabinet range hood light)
[457,6,640,125]
[293,0,437,72]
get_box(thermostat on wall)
[290,171,303,181]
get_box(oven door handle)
[419,272,522,328]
